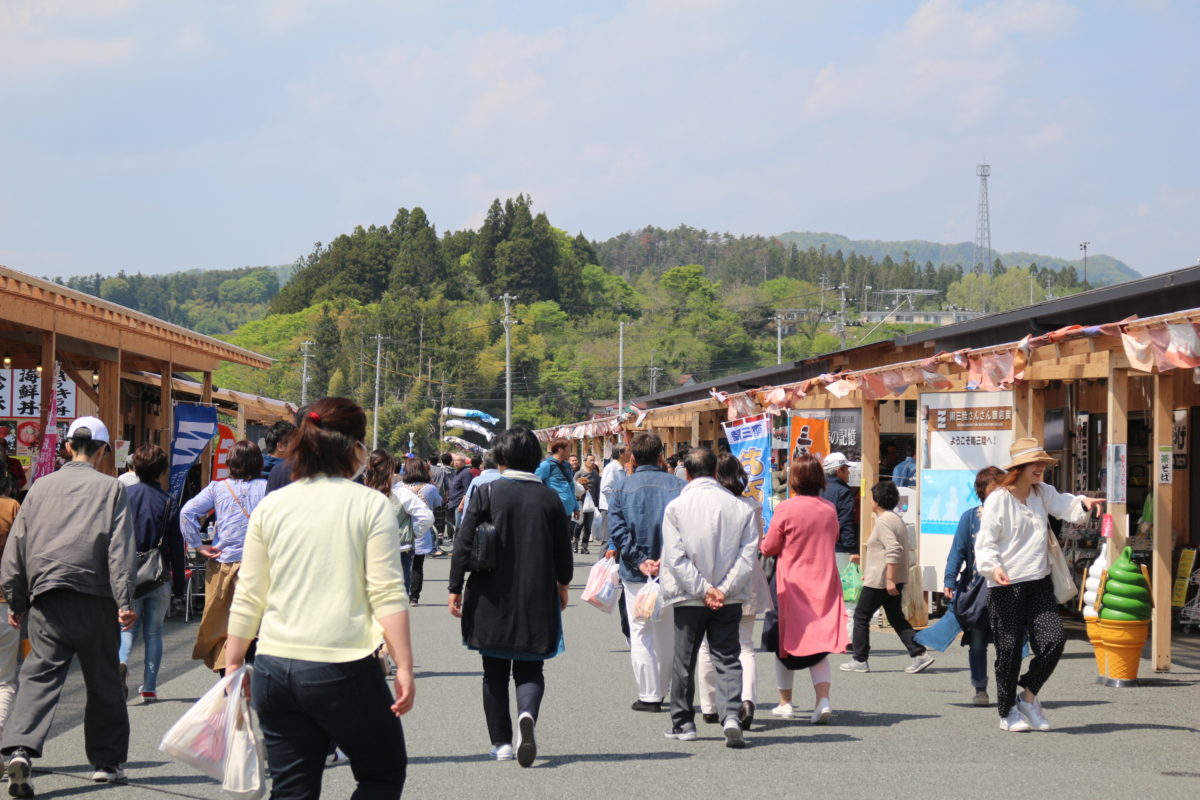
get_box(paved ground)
[17,552,1200,799]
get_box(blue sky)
[1,0,1196,279]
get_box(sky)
[1,0,1197,280]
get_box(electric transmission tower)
[972,164,993,274]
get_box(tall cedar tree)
[309,304,341,397]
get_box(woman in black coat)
[449,427,573,767]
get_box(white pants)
[624,582,674,702]
[0,601,20,739]
[775,656,832,692]
[698,614,757,713]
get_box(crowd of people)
[0,398,1103,797]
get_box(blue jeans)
[400,551,413,594]
[966,625,989,690]
[118,583,170,693]
[252,653,406,800]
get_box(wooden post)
[97,353,121,477]
[860,400,881,562]
[1106,364,1129,561]
[235,404,247,440]
[200,371,214,485]
[160,362,173,490]
[1030,381,1046,444]
[1151,371,1173,671]
[1014,381,1033,440]
[690,413,700,449]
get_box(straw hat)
[1004,437,1057,470]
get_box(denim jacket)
[607,465,685,584]
[945,505,981,591]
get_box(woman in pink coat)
[760,453,848,724]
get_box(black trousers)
[1,590,129,766]
[851,585,925,663]
[670,604,743,727]
[409,555,426,602]
[253,654,406,800]
[987,576,1065,717]
[481,656,545,746]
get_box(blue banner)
[169,403,218,505]
[722,414,774,531]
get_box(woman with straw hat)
[976,438,1105,733]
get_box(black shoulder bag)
[134,497,173,598]
[468,483,498,572]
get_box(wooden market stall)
[0,264,275,478]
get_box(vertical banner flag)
[722,414,774,530]
[170,404,218,505]
[787,413,830,497]
[211,423,236,481]
[30,370,60,484]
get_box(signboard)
[918,391,1015,588]
[0,368,77,419]
[1158,445,1173,485]
[212,423,236,481]
[1173,548,1196,608]
[828,408,862,462]
[1173,408,1188,470]
[29,369,60,485]
[1073,412,1090,492]
[721,414,774,531]
[787,413,829,497]
[1106,443,1128,504]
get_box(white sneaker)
[6,750,34,798]
[515,711,537,767]
[326,747,347,764]
[1016,695,1051,731]
[810,698,832,725]
[722,718,746,749]
[770,703,794,718]
[839,659,869,673]
[905,653,935,674]
[999,709,1032,732]
[489,744,515,761]
[91,765,126,783]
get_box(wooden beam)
[1151,371,1173,672]
[160,361,173,489]
[97,352,121,476]
[235,403,247,440]
[39,330,56,435]
[200,371,214,485]
[60,364,99,407]
[860,400,881,564]
[1106,363,1129,561]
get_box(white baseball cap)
[822,452,849,474]
[66,416,111,445]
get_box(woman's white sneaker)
[489,744,515,761]
[770,703,794,718]
[810,698,832,725]
[1016,696,1051,731]
[999,709,1032,732]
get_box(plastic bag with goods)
[633,576,664,621]
[580,556,621,612]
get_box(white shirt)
[117,471,140,487]
[976,483,1088,587]
[391,481,436,549]
[598,459,623,511]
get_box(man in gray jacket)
[1,416,137,796]
[660,448,758,749]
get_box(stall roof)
[632,262,1200,408]
[124,371,296,424]
[0,264,273,372]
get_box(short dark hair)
[402,456,432,484]
[492,427,542,472]
[265,421,296,455]
[549,437,570,455]
[470,455,481,470]
[482,451,498,470]
[131,444,167,483]
[682,447,716,479]
[974,466,1005,503]
[440,452,452,466]
[715,451,747,496]
[364,448,397,496]
[789,454,825,496]
[872,480,900,511]
[667,455,678,469]
[287,397,367,480]
[630,432,663,467]
[0,465,15,498]
[68,427,106,458]
[227,440,264,481]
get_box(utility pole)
[299,340,313,405]
[648,349,663,395]
[372,333,382,450]
[774,313,784,364]
[439,369,447,446]
[837,284,850,349]
[500,293,517,428]
[1079,241,1090,286]
[618,321,625,412]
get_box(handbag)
[953,572,990,630]
[468,484,497,572]
[135,499,173,598]
[1046,526,1077,604]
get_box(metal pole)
[649,349,657,395]
[838,284,849,349]
[618,321,625,412]
[372,333,382,450]
[300,340,313,405]
[501,293,516,428]
[1080,241,1090,285]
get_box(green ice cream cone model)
[1097,547,1151,685]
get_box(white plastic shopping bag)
[580,556,620,612]
[632,576,664,622]
[222,686,266,799]
[160,665,264,798]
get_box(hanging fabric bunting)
[1011,335,1033,382]
[860,372,888,400]
[444,418,494,441]
[727,394,759,420]
[825,376,858,399]
[922,369,953,390]
[979,353,1007,391]
[1145,326,1177,372]
[1164,323,1200,369]
[881,369,910,396]
[1121,327,1155,372]
[443,435,485,454]
[440,407,500,426]
[966,356,984,390]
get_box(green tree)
[309,305,341,400]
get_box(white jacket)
[976,483,1087,587]
[660,477,759,607]
[598,459,623,511]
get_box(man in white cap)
[822,453,859,640]
[1,416,137,795]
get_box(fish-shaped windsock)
[440,407,499,426]
[445,419,494,441]
[443,435,485,455]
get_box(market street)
[22,553,1200,799]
